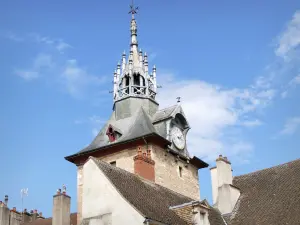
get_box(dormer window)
[106,124,122,143]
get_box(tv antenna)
[21,188,29,221]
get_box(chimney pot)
[137,146,142,155]
[13,207,16,211]
[34,209,37,213]
[146,149,151,159]
[52,189,71,225]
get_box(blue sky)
[1,0,300,217]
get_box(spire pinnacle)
[128,0,139,19]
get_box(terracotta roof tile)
[229,158,300,225]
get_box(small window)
[110,161,116,167]
[179,166,182,177]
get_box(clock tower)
[65,4,208,224]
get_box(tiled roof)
[170,201,226,225]
[92,157,222,225]
[228,158,300,225]
[22,213,77,225]
[92,157,190,225]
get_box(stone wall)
[76,143,200,223]
[99,147,136,173]
[151,145,200,200]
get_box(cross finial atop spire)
[129,0,138,19]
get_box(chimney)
[0,199,10,225]
[22,209,32,223]
[133,146,155,182]
[31,209,38,221]
[52,186,70,225]
[10,207,21,225]
[37,212,44,220]
[210,155,240,214]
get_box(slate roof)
[22,213,77,225]
[227,158,300,225]
[152,104,189,127]
[73,107,168,156]
[91,157,222,225]
[152,105,178,123]
[65,104,191,160]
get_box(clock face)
[171,126,185,150]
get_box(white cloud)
[56,40,72,53]
[290,74,300,85]
[92,128,99,137]
[156,73,272,162]
[3,31,24,42]
[61,59,107,98]
[29,33,72,53]
[4,32,72,53]
[14,54,53,80]
[281,74,300,98]
[75,115,106,137]
[14,71,39,80]
[241,119,263,127]
[279,116,300,135]
[275,10,300,59]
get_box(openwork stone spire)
[112,3,157,102]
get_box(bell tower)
[65,3,209,224]
[112,4,159,120]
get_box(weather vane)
[176,97,181,103]
[128,0,139,18]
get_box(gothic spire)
[112,3,158,103]
[129,1,139,66]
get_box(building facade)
[65,5,208,224]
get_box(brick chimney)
[52,186,70,225]
[0,199,10,225]
[133,147,155,182]
[210,155,240,214]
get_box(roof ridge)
[157,104,178,112]
[234,158,300,180]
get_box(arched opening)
[133,74,140,86]
[173,113,189,130]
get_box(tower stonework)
[65,4,208,225]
